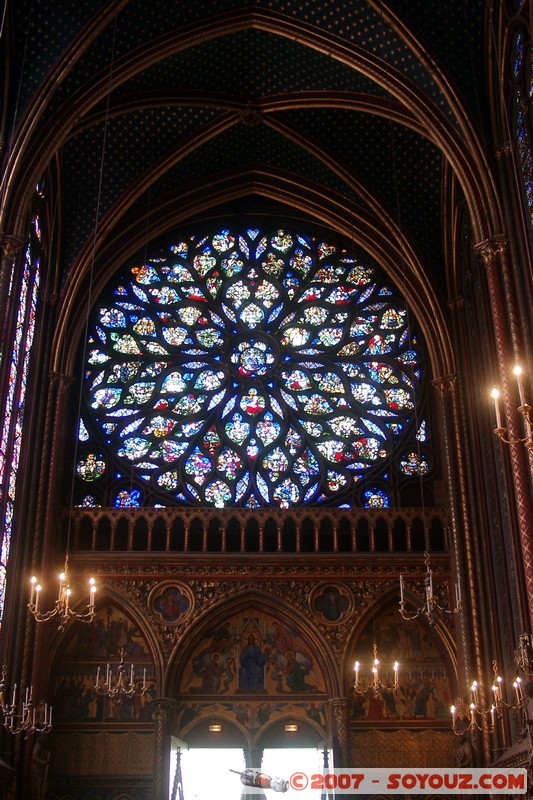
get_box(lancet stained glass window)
[511,27,533,228]
[78,225,430,508]
[0,212,41,621]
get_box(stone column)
[330,697,350,768]
[153,698,175,800]
[477,236,533,630]
[242,746,266,800]
[433,375,491,764]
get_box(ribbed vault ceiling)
[6,0,487,311]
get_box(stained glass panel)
[80,226,429,507]
[0,215,41,622]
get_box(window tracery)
[78,225,431,509]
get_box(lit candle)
[514,677,523,703]
[400,574,404,603]
[491,388,502,428]
[493,675,502,704]
[58,572,66,601]
[89,577,96,608]
[142,668,146,690]
[490,705,495,728]
[514,365,527,406]
[450,704,457,724]
[30,576,37,606]
[393,661,399,689]
[64,587,71,611]
[130,663,134,687]
[35,584,41,613]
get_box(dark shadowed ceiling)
[5,1,488,305]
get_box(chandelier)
[95,648,147,699]
[353,643,399,695]
[451,661,524,736]
[492,364,533,451]
[28,565,96,629]
[0,665,52,735]
[399,552,461,627]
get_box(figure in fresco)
[222,658,236,692]
[305,702,326,725]
[239,634,270,690]
[313,586,349,622]
[153,585,191,623]
[414,680,436,718]
[198,653,225,692]
[263,619,321,694]
[283,652,316,692]
[193,622,234,665]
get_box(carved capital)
[0,233,25,263]
[152,697,176,724]
[330,697,350,725]
[49,372,74,393]
[448,296,464,311]
[432,375,457,395]
[474,235,508,267]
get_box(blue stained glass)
[80,225,428,508]
[115,489,141,507]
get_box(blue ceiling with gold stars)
[7,0,487,299]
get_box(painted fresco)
[181,612,328,696]
[311,583,351,623]
[350,607,452,722]
[53,606,155,723]
[177,699,328,736]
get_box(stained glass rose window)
[79,226,427,508]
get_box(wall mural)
[177,610,329,738]
[52,606,156,723]
[181,611,327,696]
[178,699,328,734]
[350,607,452,723]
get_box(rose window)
[79,226,426,508]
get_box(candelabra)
[28,566,96,630]
[95,648,147,700]
[353,643,399,695]
[492,365,533,451]
[515,633,533,673]
[451,662,524,736]
[399,552,461,627]
[0,665,52,735]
